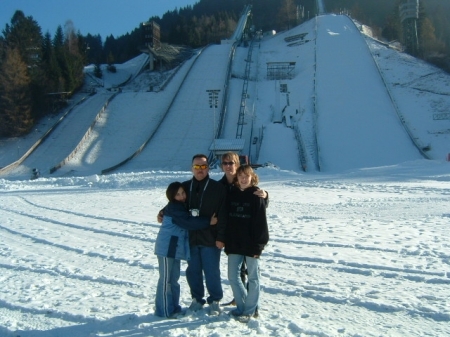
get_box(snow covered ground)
[0,12,450,337]
[1,162,449,337]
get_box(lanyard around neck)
[189,178,209,210]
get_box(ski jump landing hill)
[2,8,449,179]
[118,43,234,172]
[0,10,245,178]
[314,14,422,172]
[0,54,150,178]
[0,92,115,178]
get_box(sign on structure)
[433,113,450,120]
[399,0,419,23]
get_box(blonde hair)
[221,152,240,170]
[235,165,259,187]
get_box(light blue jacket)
[154,201,211,260]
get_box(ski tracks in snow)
[0,177,449,336]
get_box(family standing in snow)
[154,152,269,322]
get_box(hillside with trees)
[1,0,312,137]
[1,0,449,138]
[0,11,85,137]
[323,0,450,71]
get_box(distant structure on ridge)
[142,21,161,50]
[399,0,419,55]
[140,20,192,71]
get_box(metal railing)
[236,39,255,139]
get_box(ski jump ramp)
[315,15,422,172]
[121,44,233,172]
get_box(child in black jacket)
[225,165,269,322]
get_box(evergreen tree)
[94,62,102,79]
[52,25,67,91]
[103,35,117,63]
[2,10,43,69]
[42,32,62,96]
[63,20,84,92]
[2,10,46,120]
[83,33,103,65]
[276,0,298,31]
[0,47,33,136]
[250,0,281,32]
[422,0,450,55]
[50,22,84,93]
[419,17,443,59]
[382,0,402,42]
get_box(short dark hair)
[166,182,184,202]
[192,153,208,163]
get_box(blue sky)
[1,0,199,39]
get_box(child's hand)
[156,210,163,223]
[210,213,218,225]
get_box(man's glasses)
[192,164,208,170]
[222,161,235,166]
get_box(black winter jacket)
[182,175,227,247]
[225,185,269,257]
[218,174,270,208]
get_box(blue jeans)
[228,254,260,316]
[186,245,223,304]
[154,256,182,317]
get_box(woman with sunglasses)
[219,152,269,203]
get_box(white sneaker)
[209,301,222,315]
[188,299,204,312]
[237,315,251,323]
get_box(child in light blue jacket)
[154,182,217,318]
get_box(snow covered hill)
[0,13,449,337]
[315,15,422,171]
[1,15,449,180]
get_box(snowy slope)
[0,12,450,337]
[0,162,449,337]
[3,93,114,177]
[1,14,449,179]
[121,44,234,172]
[57,57,198,176]
[315,15,423,171]
[367,37,450,161]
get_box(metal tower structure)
[399,0,419,55]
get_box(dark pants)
[186,245,223,304]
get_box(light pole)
[207,89,220,156]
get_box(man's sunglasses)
[222,161,235,166]
[192,164,208,170]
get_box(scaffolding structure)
[142,21,161,50]
[399,0,419,55]
[266,62,296,80]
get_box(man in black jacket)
[182,154,227,315]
